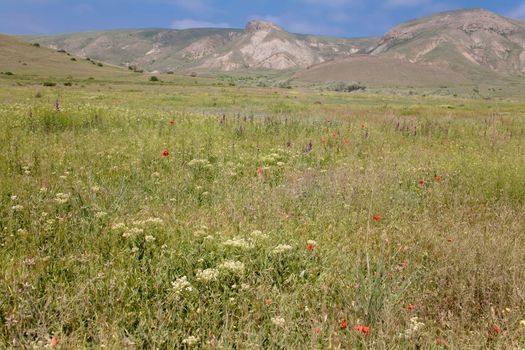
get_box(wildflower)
[182,336,199,346]
[171,276,193,294]
[307,244,315,252]
[401,261,408,268]
[402,317,424,337]
[169,119,176,125]
[54,193,70,204]
[250,230,268,239]
[354,325,369,334]
[111,222,126,231]
[340,321,348,328]
[307,239,317,246]
[144,235,156,242]
[11,205,24,211]
[372,215,381,221]
[331,133,337,138]
[343,138,350,145]
[218,260,245,275]
[271,316,286,327]
[520,320,525,326]
[161,148,170,157]
[256,167,264,175]
[222,237,253,250]
[418,180,425,186]
[407,304,415,311]
[493,325,501,334]
[436,338,446,346]
[447,238,453,243]
[320,138,327,143]
[91,186,101,193]
[265,298,272,306]
[94,211,107,218]
[435,175,442,182]
[196,268,219,282]
[51,337,59,347]
[313,327,321,334]
[272,244,293,254]
[10,195,17,201]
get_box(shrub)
[42,82,56,87]
[2,72,14,76]
[64,82,73,87]
[35,92,42,98]
[190,72,198,77]
[167,71,174,75]
[57,49,66,53]
[70,58,77,61]
[150,76,159,82]
[326,82,366,92]
[97,63,103,67]
[31,43,40,47]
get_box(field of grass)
[1,74,525,349]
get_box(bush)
[190,72,198,77]
[1,72,14,76]
[326,82,366,92]
[31,43,40,47]
[42,82,56,87]
[97,63,103,67]
[57,49,66,53]
[167,71,174,75]
[70,58,77,61]
[64,82,73,87]
[149,76,159,82]
[35,92,42,98]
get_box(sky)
[1,0,525,38]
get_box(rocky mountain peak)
[244,20,283,33]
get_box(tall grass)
[1,88,525,349]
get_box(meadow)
[1,77,525,349]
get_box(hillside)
[293,55,468,87]
[368,9,525,76]
[26,22,378,72]
[0,34,131,79]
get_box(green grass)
[1,72,525,349]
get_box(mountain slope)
[0,34,130,79]
[26,22,378,72]
[368,9,525,76]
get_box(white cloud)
[171,19,230,29]
[509,2,525,19]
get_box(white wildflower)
[402,316,425,338]
[111,222,126,231]
[91,186,101,193]
[222,237,254,250]
[250,230,268,239]
[171,276,193,294]
[196,268,219,282]
[95,211,107,218]
[271,316,286,327]
[11,205,24,211]
[218,260,245,275]
[272,244,293,254]
[122,227,143,238]
[10,195,17,201]
[307,240,317,246]
[182,336,199,346]
[54,193,70,204]
[144,235,156,242]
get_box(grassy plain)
[1,70,525,349]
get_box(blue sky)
[1,0,525,38]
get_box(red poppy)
[313,327,321,334]
[51,337,59,346]
[307,244,315,251]
[340,321,348,328]
[265,298,271,306]
[401,261,408,268]
[435,175,442,182]
[343,138,350,145]
[493,325,501,334]
[161,148,169,157]
[331,133,337,138]
[320,138,327,143]
[372,215,381,221]
[447,239,453,243]
[407,304,415,311]
[354,325,369,334]
[436,338,446,346]
[256,167,264,175]
[418,180,425,185]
